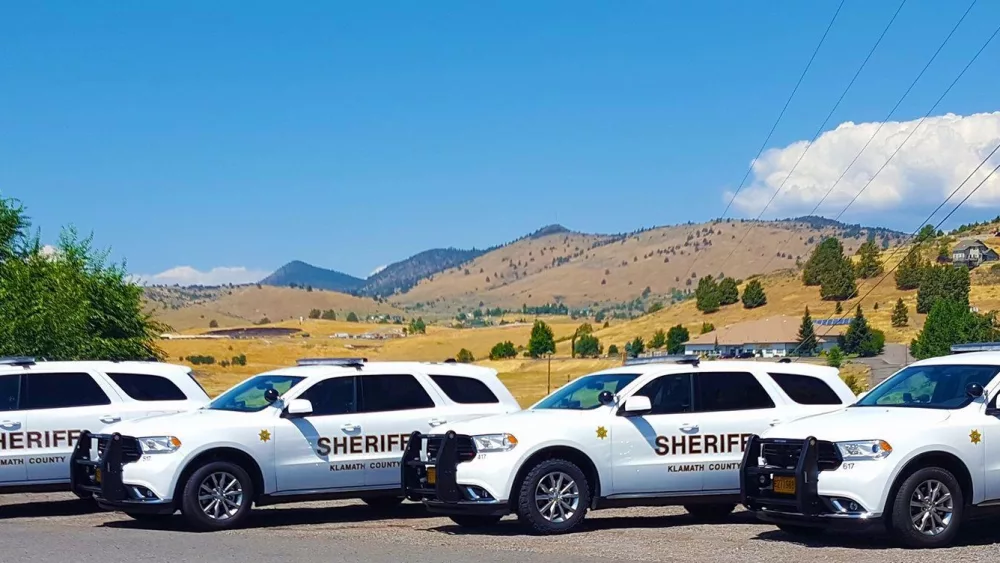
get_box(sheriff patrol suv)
[740,351,1000,549]
[0,357,209,494]
[401,356,857,534]
[70,358,520,530]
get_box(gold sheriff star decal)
[259,429,271,443]
[596,426,608,440]
[970,429,982,445]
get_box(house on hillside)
[951,238,999,269]
[683,316,847,358]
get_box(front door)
[23,371,122,482]
[274,375,365,492]
[611,373,703,495]
[0,373,26,483]
[355,373,441,487]
[691,371,777,492]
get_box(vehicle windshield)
[854,364,999,410]
[533,373,640,410]
[207,374,306,412]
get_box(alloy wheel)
[534,471,580,523]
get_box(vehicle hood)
[101,408,258,437]
[763,407,952,442]
[438,408,596,436]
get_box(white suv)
[0,357,209,493]
[402,356,857,534]
[70,358,520,530]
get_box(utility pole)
[546,353,552,393]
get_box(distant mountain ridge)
[259,260,364,292]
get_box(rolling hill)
[259,260,365,292]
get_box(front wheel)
[449,515,502,528]
[179,461,255,532]
[888,467,963,549]
[683,503,736,522]
[515,458,591,535]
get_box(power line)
[790,140,1000,359]
[716,0,907,275]
[675,0,846,285]
[756,0,978,275]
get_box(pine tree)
[718,277,739,306]
[796,307,818,356]
[891,298,908,328]
[835,301,843,314]
[820,252,858,301]
[803,238,843,286]
[894,249,924,290]
[841,306,882,357]
[527,319,556,357]
[741,279,767,309]
[696,276,721,313]
[855,239,884,279]
[911,300,999,360]
[649,329,667,349]
[666,324,690,354]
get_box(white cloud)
[369,265,387,277]
[40,245,57,257]
[135,266,270,287]
[728,111,1000,217]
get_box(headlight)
[472,433,518,453]
[138,436,182,454]
[836,440,891,460]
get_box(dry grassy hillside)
[150,286,405,332]
[394,219,905,315]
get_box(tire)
[179,460,255,532]
[776,524,826,538]
[887,467,963,549]
[515,458,590,535]
[683,503,736,522]
[362,496,405,511]
[449,515,502,528]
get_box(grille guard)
[69,430,138,502]
[400,430,464,503]
[739,434,831,516]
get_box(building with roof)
[951,238,999,269]
[683,316,849,358]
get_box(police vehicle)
[0,356,209,494]
[740,350,1000,548]
[401,356,857,534]
[70,358,520,530]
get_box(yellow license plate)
[426,466,436,485]
[773,476,795,495]
[94,468,102,484]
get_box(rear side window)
[429,375,499,404]
[767,372,842,405]
[694,372,775,412]
[359,374,435,412]
[0,374,20,412]
[107,373,188,401]
[24,373,111,409]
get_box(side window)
[429,375,499,404]
[24,373,111,409]
[634,374,692,415]
[0,374,20,412]
[694,372,775,412]
[359,374,435,413]
[767,372,842,405]
[300,376,357,416]
[107,373,188,401]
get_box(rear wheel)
[515,458,590,535]
[179,461,255,532]
[449,515,502,528]
[362,496,405,511]
[888,467,963,549]
[683,503,736,522]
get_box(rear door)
[23,371,124,483]
[692,371,778,493]
[0,372,27,483]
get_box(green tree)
[647,301,664,314]
[607,344,620,357]
[649,329,667,349]
[574,334,602,358]
[911,300,999,360]
[796,307,817,356]
[489,341,517,360]
[408,317,427,334]
[700,322,715,334]
[527,320,556,357]
[894,249,925,290]
[835,301,843,314]
[917,265,970,314]
[915,224,937,243]
[803,238,844,286]
[741,279,767,309]
[826,346,843,368]
[570,323,594,358]
[666,324,690,354]
[840,306,883,357]
[820,250,857,301]
[456,348,475,363]
[891,298,909,328]
[209,319,219,328]
[308,309,322,319]
[718,277,739,306]
[695,276,721,313]
[321,309,337,320]
[855,239,884,279]
[346,312,360,323]
[625,336,645,358]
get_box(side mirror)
[622,395,652,416]
[264,388,280,403]
[285,399,313,417]
[967,382,985,399]
[598,390,615,406]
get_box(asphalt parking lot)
[2,493,1000,563]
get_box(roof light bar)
[0,356,36,367]
[296,357,368,367]
[623,354,700,366]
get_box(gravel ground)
[2,493,1000,562]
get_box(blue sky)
[4,1,1000,284]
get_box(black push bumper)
[739,434,880,530]
[70,430,175,514]
[401,431,508,517]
